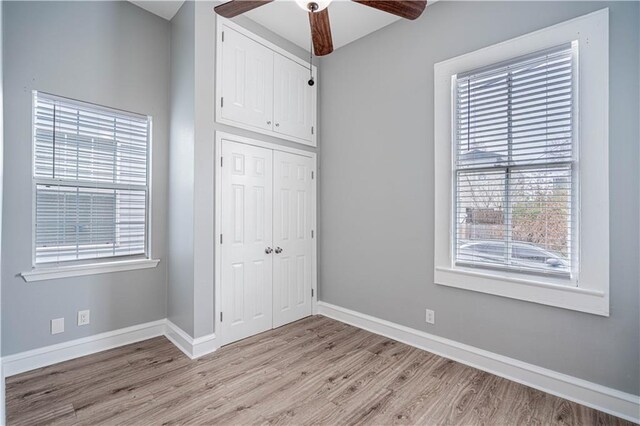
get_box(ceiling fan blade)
[309,8,334,56]
[351,0,427,20]
[214,0,273,18]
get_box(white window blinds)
[454,43,575,277]
[33,92,151,265]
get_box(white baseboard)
[1,319,217,379]
[317,301,640,424]
[165,320,217,360]
[192,333,218,358]
[164,320,194,359]
[2,319,166,378]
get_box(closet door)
[220,141,273,345]
[273,54,314,142]
[272,151,314,328]
[220,26,274,132]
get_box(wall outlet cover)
[425,309,435,325]
[78,310,90,326]
[51,317,64,334]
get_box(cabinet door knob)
[265,247,273,254]
[275,247,283,254]
[275,123,280,127]
[267,121,271,125]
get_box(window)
[434,9,609,316]
[454,44,575,278]
[32,92,151,265]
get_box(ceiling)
[130,1,185,20]
[129,0,403,53]
[245,1,400,52]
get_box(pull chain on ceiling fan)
[308,26,315,86]
[214,0,427,57]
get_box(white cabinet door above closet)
[220,27,274,132]
[273,55,314,143]
[216,18,317,147]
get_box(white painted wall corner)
[165,320,217,359]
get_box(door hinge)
[311,229,314,238]
[222,31,224,42]
[220,312,223,322]
[311,126,314,135]
[221,157,223,167]
[311,171,314,179]
[311,288,315,298]
[221,97,224,108]
[220,234,223,244]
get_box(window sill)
[21,258,160,282]
[435,266,608,317]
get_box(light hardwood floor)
[5,315,633,425]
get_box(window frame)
[22,92,159,281]
[433,9,609,316]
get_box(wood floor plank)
[71,389,155,425]
[251,349,376,418]
[337,386,397,425]
[325,351,401,406]
[5,315,634,426]
[259,395,346,425]
[8,402,76,426]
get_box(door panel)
[273,151,314,328]
[221,26,274,131]
[221,141,273,345]
[273,55,313,142]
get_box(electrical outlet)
[425,309,435,325]
[51,318,64,334]
[77,310,90,326]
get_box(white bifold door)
[220,140,314,345]
[272,150,314,328]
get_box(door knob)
[275,123,280,127]
[265,247,273,254]
[267,121,271,125]
[275,247,283,254]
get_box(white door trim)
[214,131,318,346]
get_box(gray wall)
[319,1,639,395]
[167,0,196,336]
[2,1,171,355]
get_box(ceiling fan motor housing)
[295,0,333,12]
